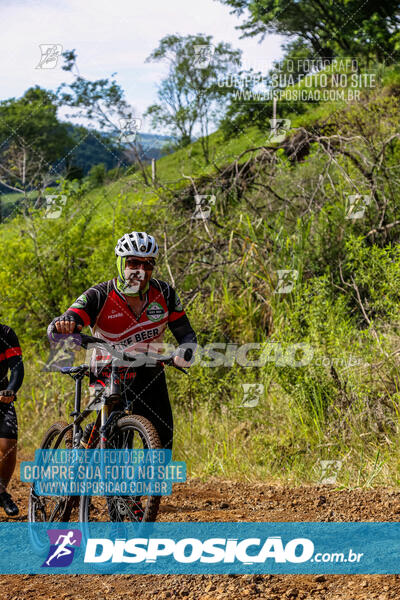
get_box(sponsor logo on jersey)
[108,328,161,349]
[71,294,87,309]
[146,302,165,322]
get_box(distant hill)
[59,126,175,176]
[0,127,175,215]
[136,133,176,157]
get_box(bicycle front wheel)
[28,421,77,556]
[79,414,162,523]
[28,421,76,524]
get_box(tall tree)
[219,38,315,139]
[0,87,73,198]
[218,0,400,62]
[58,50,149,184]
[144,34,241,163]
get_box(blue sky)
[1,0,285,134]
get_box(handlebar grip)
[78,333,106,347]
[174,347,193,363]
[183,348,193,362]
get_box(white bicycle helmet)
[115,231,159,258]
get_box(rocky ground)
[1,471,400,599]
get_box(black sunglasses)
[125,258,155,270]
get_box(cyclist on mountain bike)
[0,323,24,516]
[47,231,197,451]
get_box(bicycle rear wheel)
[28,421,76,523]
[79,414,162,523]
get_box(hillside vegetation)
[2,67,400,486]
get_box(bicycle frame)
[67,359,125,450]
[52,332,190,451]
[30,333,190,523]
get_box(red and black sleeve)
[48,280,111,332]
[151,280,197,349]
[162,283,197,349]
[0,324,24,392]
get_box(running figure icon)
[42,529,82,568]
[46,531,76,565]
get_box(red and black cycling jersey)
[50,278,197,377]
[0,324,23,392]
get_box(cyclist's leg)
[0,402,18,490]
[0,403,18,515]
[123,366,173,450]
[0,438,17,492]
[116,367,172,521]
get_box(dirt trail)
[1,470,400,599]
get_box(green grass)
[16,354,399,488]
[5,65,400,488]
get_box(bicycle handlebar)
[51,332,191,373]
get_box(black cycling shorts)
[92,365,173,450]
[122,366,173,450]
[0,402,18,440]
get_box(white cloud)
[0,0,286,130]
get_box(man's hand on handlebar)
[47,315,82,342]
[52,316,82,336]
[173,355,191,369]
[173,346,194,369]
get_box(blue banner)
[2,522,400,574]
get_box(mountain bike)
[28,332,188,525]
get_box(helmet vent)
[115,231,159,258]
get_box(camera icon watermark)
[45,195,67,219]
[35,44,63,69]
[240,383,264,407]
[318,460,343,484]
[193,45,214,69]
[274,270,299,294]
[118,118,142,144]
[191,195,216,220]
[345,194,371,220]
[268,118,291,143]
